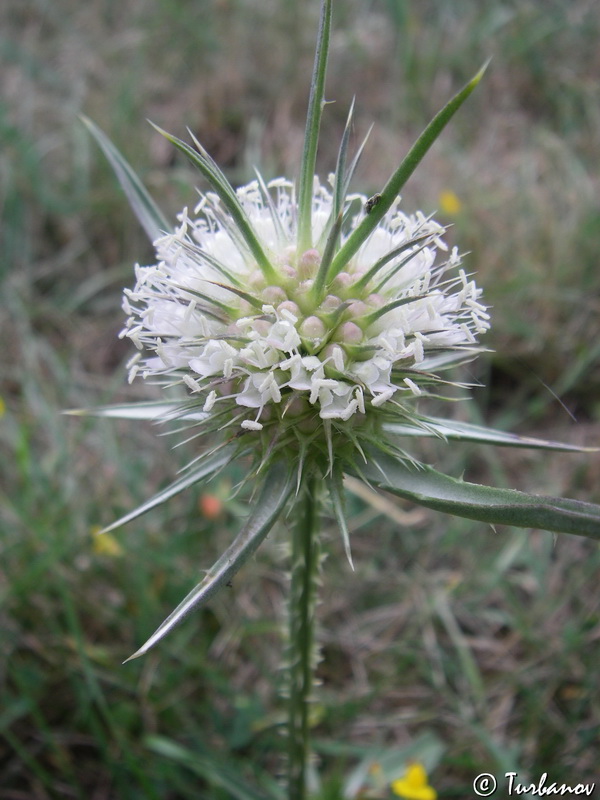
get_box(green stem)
[287,476,321,800]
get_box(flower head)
[121,174,488,474]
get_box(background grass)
[1,0,599,796]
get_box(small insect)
[365,193,382,214]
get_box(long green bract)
[151,124,277,283]
[297,0,332,252]
[124,462,295,661]
[101,445,236,534]
[81,115,171,242]
[327,62,488,281]
[312,211,343,297]
[332,99,355,222]
[384,416,598,452]
[357,448,600,539]
[328,468,354,569]
[63,401,206,422]
[351,232,437,293]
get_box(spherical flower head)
[121,175,489,472]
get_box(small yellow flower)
[439,189,462,216]
[391,763,437,800]
[92,525,124,557]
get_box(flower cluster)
[121,175,489,466]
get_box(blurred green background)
[1,0,599,796]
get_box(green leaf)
[150,123,277,283]
[100,444,236,535]
[80,115,170,242]
[125,461,294,660]
[383,416,598,453]
[355,447,600,539]
[297,0,332,251]
[328,61,489,278]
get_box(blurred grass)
[1,0,599,796]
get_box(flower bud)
[331,272,353,294]
[319,294,342,312]
[336,321,363,344]
[277,300,301,318]
[262,285,288,304]
[299,316,326,339]
[297,249,321,280]
[346,300,368,318]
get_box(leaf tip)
[98,521,120,536]
[471,58,492,88]
[123,649,144,664]
[147,119,172,141]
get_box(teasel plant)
[71,0,600,796]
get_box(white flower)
[121,177,489,449]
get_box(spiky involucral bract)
[121,175,489,475]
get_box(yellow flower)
[439,189,462,216]
[391,763,437,800]
[92,525,124,557]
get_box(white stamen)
[404,378,422,396]
[241,419,263,431]
[203,391,217,412]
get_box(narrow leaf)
[342,123,373,198]
[102,445,235,534]
[125,462,294,660]
[150,124,277,283]
[254,169,288,245]
[352,232,436,293]
[332,98,355,222]
[328,469,354,569]
[297,0,332,251]
[64,401,207,422]
[356,447,600,540]
[205,281,264,310]
[418,349,484,373]
[328,62,489,277]
[384,416,598,453]
[175,239,244,287]
[362,293,430,326]
[80,115,170,242]
[312,210,343,298]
